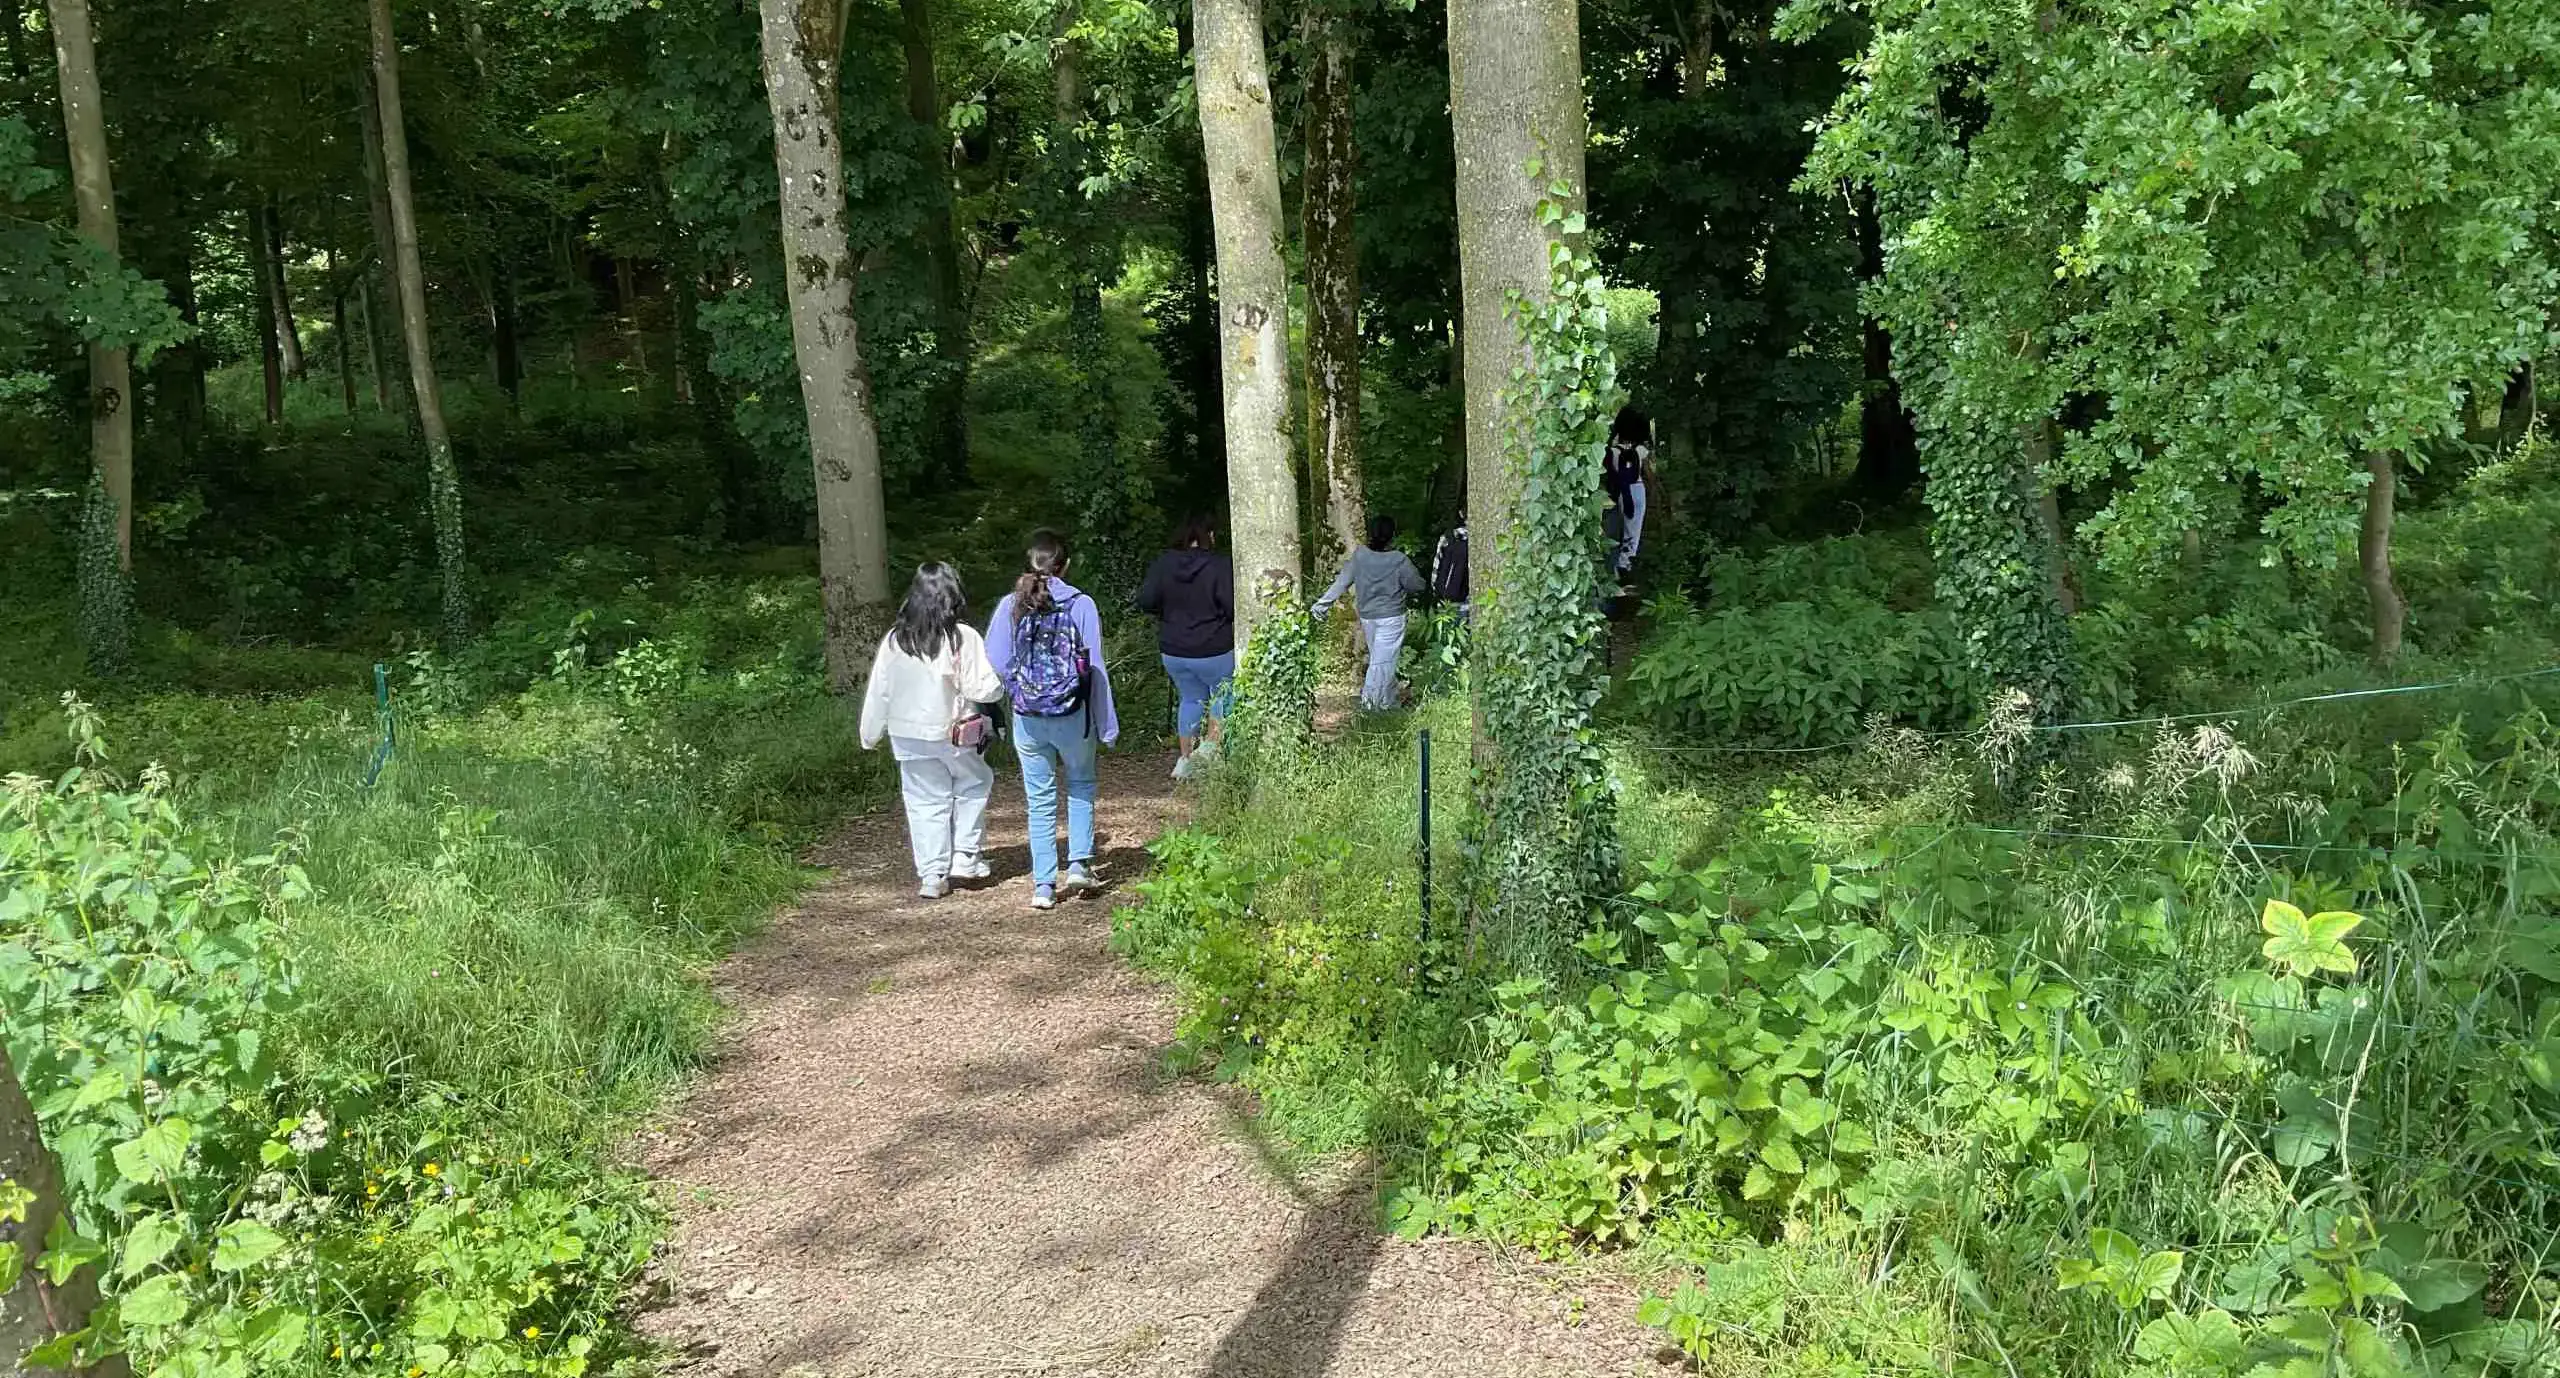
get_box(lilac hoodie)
[986,576,1121,745]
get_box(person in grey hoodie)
[1312,515,1427,711]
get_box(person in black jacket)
[1135,514,1235,780]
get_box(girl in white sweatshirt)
[860,563,1005,898]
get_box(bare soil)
[635,750,1670,1377]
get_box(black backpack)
[1432,527,1470,604]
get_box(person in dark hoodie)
[1136,514,1236,780]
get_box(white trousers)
[893,736,995,882]
[1358,614,1408,710]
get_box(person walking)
[859,562,1005,900]
[987,529,1120,910]
[1136,514,1234,781]
[1606,406,1654,576]
[1312,514,1426,712]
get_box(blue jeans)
[1013,709,1099,888]
[1161,652,1236,737]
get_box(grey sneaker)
[918,876,950,900]
[1063,863,1098,894]
[949,855,992,881]
[1030,886,1057,911]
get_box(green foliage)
[1627,593,1978,744]
[1221,576,1316,772]
[1476,197,1624,945]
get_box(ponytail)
[1015,528,1071,615]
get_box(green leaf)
[213,1219,287,1273]
[2398,1259,2489,1312]
[1761,1138,1805,1175]
[118,1271,191,1328]
[2133,1250,2185,1301]
[117,1213,185,1279]
[2261,899,2363,977]
[112,1118,191,1185]
[1741,1164,1777,1200]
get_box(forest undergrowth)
[1120,458,2560,1377]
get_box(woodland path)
[635,750,1667,1377]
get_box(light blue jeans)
[1013,709,1099,888]
[1161,651,1236,737]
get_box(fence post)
[1418,727,1432,945]
[363,662,396,787]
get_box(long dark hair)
[893,562,970,659]
[1366,514,1396,550]
[1610,405,1652,451]
[1170,513,1217,550]
[1014,529,1071,614]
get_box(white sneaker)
[1171,755,1195,781]
[1063,863,1098,894]
[918,877,950,900]
[949,855,991,881]
[1192,739,1223,764]
[1030,887,1056,911]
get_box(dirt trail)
[635,751,1665,1377]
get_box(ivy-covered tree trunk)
[1450,0,1616,944]
[1,1044,125,1376]
[2024,420,2078,615]
[901,0,971,485]
[369,0,470,647]
[261,201,305,382]
[1301,4,1361,566]
[1194,0,1303,645]
[2360,449,2404,663]
[755,0,894,693]
[1448,0,1584,609]
[48,0,134,674]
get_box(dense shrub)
[1626,594,1979,744]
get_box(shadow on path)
[1202,1163,1384,1377]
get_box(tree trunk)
[1301,5,1361,567]
[2360,449,2404,663]
[1194,0,1302,645]
[1,1045,129,1377]
[249,213,284,424]
[357,65,415,427]
[48,0,134,676]
[2502,362,2537,450]
[1850,188,1918,501]
[369,0,470,646]
[492,259,522,406]
[330,252,357,415]
[2024,421,2078,615]
[615,256,650,382]
[1448,0,1585,612]
[901,0,971,484]
[357,276,390,411]
[755,0,895,693]
[263,201,305,381]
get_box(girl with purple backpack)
[986,530,1121,910]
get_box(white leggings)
[893,737,995,882]
[1358,615,1407,710]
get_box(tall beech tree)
[1300,1,1360,562]
[1447,0,1584,610]
[1194,0,1302,644]
[369,0,469,646]
[754,0,894,692]
[47,0,135,670]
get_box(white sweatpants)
[1358,614,1408,711]
[892,736,995,882]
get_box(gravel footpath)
[636,750,1668,1377]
